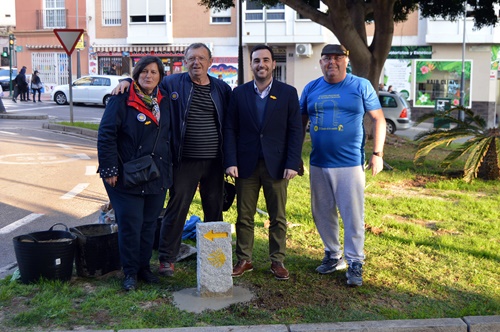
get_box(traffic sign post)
[53,29,84,124]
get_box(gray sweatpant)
[310,165,365,264]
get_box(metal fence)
[32,52,69,92]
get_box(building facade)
[5,0,500,126]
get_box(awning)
[91,44,189,53]
[26,44,63,49]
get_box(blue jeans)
[104,184,166,276]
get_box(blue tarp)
[182,215,201,240]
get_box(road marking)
[60,183,89,199]
[57,144,71,149]
[0,213,44,235]
[0,131,17,135]
[86,165,97,175]
[0,152,87,164]
[74,153,91,160]
[28,136,48,141]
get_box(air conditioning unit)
[296,43,313,57]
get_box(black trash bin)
[13,223,76,284]
[70,223,121,277]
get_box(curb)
[52,315,500,332]
[0,112,48,119]
[42,123,98,139]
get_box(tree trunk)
[477,137,500,180]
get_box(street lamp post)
[238,0,244,86]
[459,2,467,121]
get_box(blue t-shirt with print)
[300,74,381,168]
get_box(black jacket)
[159,72,232,165]
[97,88,173,194]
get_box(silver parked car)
[50,75,121,106]
[379,91,412,134]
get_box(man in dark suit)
[224,44,303,280]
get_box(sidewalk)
[0,92,52,119]
[53,315,500,331]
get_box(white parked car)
[50,75,121,106]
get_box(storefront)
[89,44,190,77]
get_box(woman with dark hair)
[97,56,173,291]
[31,70,43,102]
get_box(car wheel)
[386,119,396,134]
[54,92,68,105]
[103,95,112,107]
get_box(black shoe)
[12,98,16,103]
[33,100,36,103]
[38,100,42,102]
[138,268,159,284]
[122,274,137,291]
[27,99,31,101]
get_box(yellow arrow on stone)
[204,229,228,241]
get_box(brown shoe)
[270,261,289,280]
[232,260,253,277]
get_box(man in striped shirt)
[157,43,232,277]
[113,43,232,278]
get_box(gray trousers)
[310,165,365,264]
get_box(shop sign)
[414,60,472,108]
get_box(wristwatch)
[373,151,384,158]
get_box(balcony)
[426,18,500,44]
[36,9,68,30]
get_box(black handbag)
[122,155,160,188]
[120,129,161,188]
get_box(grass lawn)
[0,131,498,331]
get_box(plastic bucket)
[70,223,121,277]
[13,223,76,284]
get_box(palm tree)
[413,106,500,182]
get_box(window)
[245,0,285,21]
[211,7,231,24]
[130,15,165,23]
[92,77,110,86]
[44,0,66,28]
[73,77,92,86]
[102,0,121,26]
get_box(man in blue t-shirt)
[300,44,386,286]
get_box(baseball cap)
[321,44,349,56]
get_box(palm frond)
[462,137,496,182]
[413,105,500,182]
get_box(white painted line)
[28,136,48,141]
[75,153,91,160]
[86,165,97,175]
[0,131,17,135]
[0,213,44,235]
[57,144,71,149]
[60,183,89,200]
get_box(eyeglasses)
[321,55,346,62]
[185,56,209,63]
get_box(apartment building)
[5,0,500,126]
[12,0,88,88]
